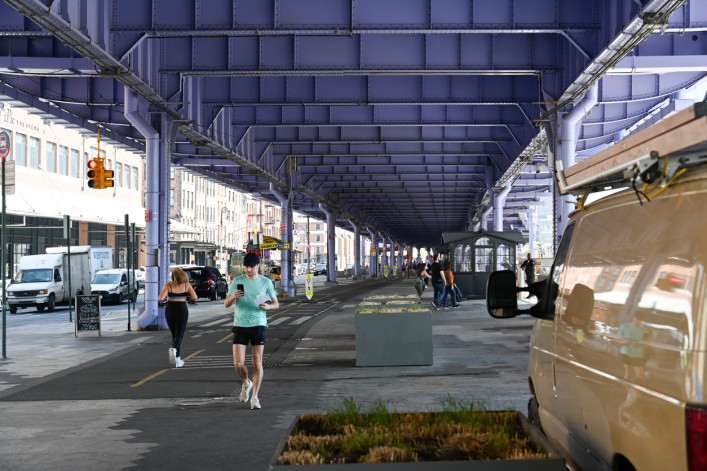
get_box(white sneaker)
[240,379,253,402]
[250,396,261,410]
[175,357,184,368]
[168,348,176,365]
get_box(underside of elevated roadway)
[1,0,706,245]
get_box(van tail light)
[686,405,707,471]
[207,279,213,286]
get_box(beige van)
[487,104,707,470]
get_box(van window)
[547,223,575,308]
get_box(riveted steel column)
[125,88,159,321]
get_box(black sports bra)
[168,283,189,300]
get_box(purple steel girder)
[1,0,705,244]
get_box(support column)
[480,206,492,231]
[160,116,178,287]
[397,241,403,276]
[559,84,598,232]
[379,232,388,277]
[367,229,378,278]
[493,184,512,232]
[348,220,361,279]
[271,184,294,297]
[528,209,535,251]
[125,88,160,322]
[319,203,337,284]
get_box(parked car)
[183,266,228,301]
[135,268,145,290]
[91,268,139,305]
[313,264,327,276]
[269,266,281,282]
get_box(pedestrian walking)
[520,253,537,299]
[224,252,279,410]
[158,267,198,368]
[441,261,460,309]
[427,254,446,310]
[414,263,431,303]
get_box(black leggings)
[165,302,189,357]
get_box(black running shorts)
[232,325,267,346]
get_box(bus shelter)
[441,231,525,299]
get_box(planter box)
[270,412,565,470]
[355,311,432,366]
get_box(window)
[132,166,138,190]
[58,145,68,175]
[116,162,123,187]
[496,244,512,271]
[170,189,174,207]
[46,142,56,173]
[170,167,174,179]
[316,235,321,242]
[474,237,493,272]
[90,146,106,160]
[14,133,26,165]
[123,165,130,189]
[29,137,40,169]
[69,149,79,177]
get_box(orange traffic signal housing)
[87,159,104,189]
[103,168,115,188]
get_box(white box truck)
[45,246,114,279]
[7,246,107,314]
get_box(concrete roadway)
[0,276,535,471]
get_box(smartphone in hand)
[237,283,244,294]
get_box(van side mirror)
[486,270,519,318]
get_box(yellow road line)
[183,349,205,361]
[216,333,233,344]
[131,369,169,388]
[130,350,205,388]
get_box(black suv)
[183,266,228,301]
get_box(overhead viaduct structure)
[0,0,706,316]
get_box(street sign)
[1,160,15,195]
[0,130,10,161]
[305,274,313,300]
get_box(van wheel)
[132,290,137,302]
[209,288,217,301]
[9,305,17,314]
[528,396,542,432]
[46,294,56,312]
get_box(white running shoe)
[240,379,253,402]
[168,348,176,365]
[175,357,184,368]
[250,396,261,410]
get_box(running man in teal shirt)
[224,252,279,410]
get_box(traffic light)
[103,167,115,188]
[87,158,114,189]
[87,159,104,189]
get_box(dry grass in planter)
[276,398,551,466]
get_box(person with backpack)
[441,260,460,309]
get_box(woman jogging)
[158,267,198,368]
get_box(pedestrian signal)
[87,159,103,189]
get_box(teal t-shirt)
[228,274,277,327]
